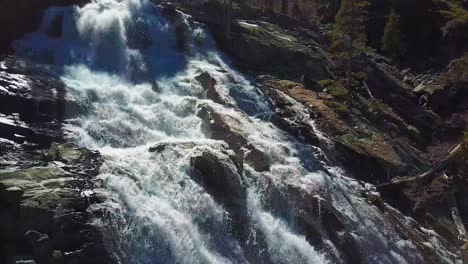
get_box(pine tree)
[331,0,370,87]
[382,9,405,59]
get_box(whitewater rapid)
[14,0,461,263]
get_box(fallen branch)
[381,144,461,187]
[417,144,461,181]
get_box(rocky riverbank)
[0,56,112,264]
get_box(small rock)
[151,81,161,93]
[244,147,270,172]
[25,230,53,264]
[148,143,167,153]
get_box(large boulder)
[0,143,111,264]
[190,147,248,239]
[197,103,270,172]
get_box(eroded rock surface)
[0,142,111,264]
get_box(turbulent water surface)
[15,0,461,263]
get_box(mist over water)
[15,0,460,263]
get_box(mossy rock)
[339,132,404,170]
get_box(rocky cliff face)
[257,0,318,24]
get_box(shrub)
[319,79,349,98]
[441,0,468,23]
[369,100,390,113]
[325,100,350,113]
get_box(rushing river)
[14,0,461,263]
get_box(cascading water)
[14,0,461,263]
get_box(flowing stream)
[14,0,461,263]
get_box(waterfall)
[14,0,460,263]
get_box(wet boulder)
[195,72,224,104]
[257,76,330,147]
[191,148,245,204]
[43,142,87,164]
[244,148,270,172]
[190,147,248,239]
[197,103,270,172]
[197,104,248,152]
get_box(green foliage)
[369,100,390,113]
[278,80,301,89]
[328,86,349,98]
[382,9,406,59]
[331,0,369,55]
[319,79,349,98]
[318,79,334,87]
[331,0,370,88]
[440,0,468,23]
[325,100,350,113]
